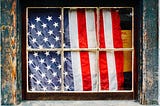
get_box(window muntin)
[26,7,134,92]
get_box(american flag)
[27,8,124,92]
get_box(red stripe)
[111,11,124,90]
[77,9,92,91]
[99,10,109,90]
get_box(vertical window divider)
[61,8,65,92]
[26,7,29,92]
[96,7,100,92]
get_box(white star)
[28,46,31,49]
[58,15,61,20]
[56,51,61,55]
[65,85,70,90]
[43,37,48,42]
[41,23,47,28]
[27,32,31,36]
[31,87,36,91]
[30,24,35,29]
[34,65,40,71]
[45,51,50,56]
[36,80,41,85]
[48,30,53,35]
[39,58,45,64]
[49,44,54,48]
[58,78,62,83]
[28,59,33,65]
[29,74,34,79]
[57,64,62,70]
[47,16,52,21]
[55,36,60,41]
[52,72,57,77]
[47,79,52,84]
[53,22,58,28]
[51,58,56,63]
[54,86,59,91]
[41,73,46,78]
[33,52,38,57]
[35,17,41,22]
[64,57,67,62]
[64,71,68,77]
[32,38,37,43]
[36,31,42,36]
[46,65,51,71]
[63,43,66,47]
[42,86,47,91]
[38,45,43,49]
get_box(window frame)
[22,6,136,100]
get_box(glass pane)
[99,8,132,49]
[64,8,97,49]
[28,51,61,91]
[64,51,98,91]
[28,8,61,49]
[99,51,132,90]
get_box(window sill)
[16,100,141,106]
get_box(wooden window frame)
[21,1,138,100]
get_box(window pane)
[28,51,61,91]
[64,51,98,91]
[64,8,97,49]
[28,8,61,49]
[99,51,132,90]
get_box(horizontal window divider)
[27,48,134,52]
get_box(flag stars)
[36,80,41,85]
[33,52,38,57]
[56,51,61,55]
[39,58,45,64]
[35,17,41,22]
[52,72,57,77]
[65,85,70,90]
[46,65,51,71]
[30,24,35,29]
[55,36,60,41]
[57,64,62,70]
[42,23,47,29]
[51,58,56,63]
[54,86,59,91]
[64,71,68,77]
[36,31,42,36]
[32,38,37,43]
[45,51,50,56]
[58,78,62,84]
[47,79,52,84]
[46,16,52,21]
[27,32,31,36]
[48,30,53,35]
[43,37,48,42]
[49,44,55,48]
[29,74,34,79]
[31,87,36,91]
[34,65,40,71]
[58,15,61,20]
[53,22,58,28]
[42,86,47,91]
[38,45,43,49]
[41,73,46,78]
[28,59,33,65]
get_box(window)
[22,7,135,100]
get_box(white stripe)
[85,10,97,91]
[103,10,118,90]
[69,10,83,91]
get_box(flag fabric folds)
[27,8,124,92]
